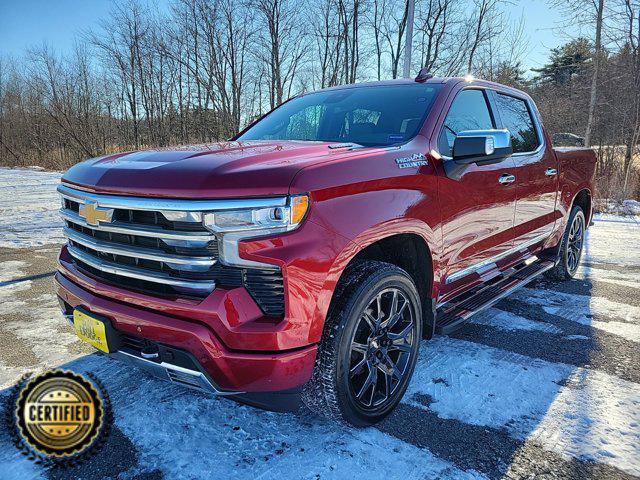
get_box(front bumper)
[56,271,317,393]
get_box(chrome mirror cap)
[445,129,513,180]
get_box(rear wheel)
[302,261,422,426]
[545,206,586,280]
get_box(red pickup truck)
[56,74,596,426]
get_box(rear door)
[492,92,558,245]
[436,88,517,288]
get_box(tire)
[302,260,422,426]
[545,206,586,280]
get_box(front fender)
[279,138,442,344]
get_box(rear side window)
[438,89,494,157]
[495,94,540,153]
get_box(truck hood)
[62,141,353,198]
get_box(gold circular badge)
[13,370,106,458]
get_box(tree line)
[0,0,638,201]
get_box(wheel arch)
[572,188,592,226]
[321,223,437,341]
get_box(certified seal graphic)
[9,370,109,462]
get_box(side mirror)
[444,129,513,180]
[453,129,512,164]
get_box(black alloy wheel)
[545,206,586,280]
[302,261,422,426]
[566,210,585,275]
[347,288,416,410]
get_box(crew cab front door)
[436,88,517,290]
[492,92,558,245]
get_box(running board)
[434,259,555,335]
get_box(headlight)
[203,195,309,268]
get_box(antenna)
[415,68,433,83]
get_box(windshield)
[238,84,442,147]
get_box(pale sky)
[0,0,579,74]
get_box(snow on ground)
[0,167,64,248]
[407,337,640,474]
[0,260,26,282]
[595,199,640,217]
[0,281,86,385]
[575,264,640,289]
[469,307,564,334]
[585,213,640,267]
[0,168,639,479]
[529,367,640,472]
[512,288,640,343]
[83,355,485,480]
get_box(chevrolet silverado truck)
[56,72,596,426]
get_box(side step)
[434,259,554,335]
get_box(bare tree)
[586,0,606,146]
[313,0,342,87]
[416,0,451,72]
[1,0,639,201]
[466,0,503,74]
[619,1,640,196]
[254,0,306,108]
[368,0,388,80]
[380,0,409,79]
[550,0,607,147]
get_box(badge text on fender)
[395,153,428,169]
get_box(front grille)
[59,185,286,315]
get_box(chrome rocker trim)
[445,232,550,284]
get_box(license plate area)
[72,308,120,353]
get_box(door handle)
[545,168,557,176]
[498,174,516,184]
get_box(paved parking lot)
[0,168,639,480]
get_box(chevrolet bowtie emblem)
[79,202,114,226]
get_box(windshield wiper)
[328,143,359,149]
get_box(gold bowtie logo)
[79,202,114,226]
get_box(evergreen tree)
[532,38,592,85]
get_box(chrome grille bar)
[58,184,287,212]
[67,245,215,293]
[60,208,215,243]
[63,227,216,267]
[58,184,234,296]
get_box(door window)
[495,94,540,153]
[438,89,494,157]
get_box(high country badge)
[395,153,428,169]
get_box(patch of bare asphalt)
[0,246,91,376]
[0,325,39,368]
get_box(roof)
[298,76,532,102]
[314,77,451,93]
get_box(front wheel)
[302,261,422,426]
[545,206,586,280]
